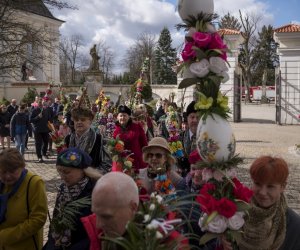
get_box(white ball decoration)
[178,0,214,22]
[196,114,236,162]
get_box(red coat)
[81,214,102,250]
[113,120,148,170]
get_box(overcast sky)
[50,0,300,74]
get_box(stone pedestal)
[83,70,103,98]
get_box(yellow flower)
[217,92,229,110]
[70,154,77,161]
[195,92,213,110]
[176,141,183,150]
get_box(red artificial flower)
[216,197,237,218]
[196,193,217,214]
[188,149,202,165]
[233,178,254,203]
[199,182,216,195]
[192,32,212,48]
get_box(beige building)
[0,0,63,102]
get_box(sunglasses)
[147,153,164,159]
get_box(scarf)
[237,195,287,250]
[52,177,89,247]
[0,169,28,223]
[69,128,96,154]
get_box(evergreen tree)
[153,27,177,85]
[219,12,242,30]
[251,25,279,86]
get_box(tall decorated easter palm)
[177,1,253,249]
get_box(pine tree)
[153,27,177,85]
[252,25,279,86]
[219,12,242,30]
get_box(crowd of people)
[0,95,300,250]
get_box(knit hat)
[186,101,196,117]
[56,147,92,169]
[142,137,171,154]
[118,105,131,116]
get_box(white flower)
[156,231,164,239]
[183,67,196,79]
[207,214,228,234]
[202,168,213,181]
[220,71,229,83]
[213,169,224,181]
[149,204,156,211]
[150,192,156,198]
[143,214,151,223]
[189,59,210,78]
[146,221,159,230]
[209,57,228,74]
[124,160,132,168]
[198,213,208,232]
[227,212,245,230]
[156,195,163,204]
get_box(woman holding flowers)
[113,105,148,171]
[223,156,300,250]
[44,147,102,250]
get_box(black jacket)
[30,107,53,133]
[10,112,32,138]
[43,178,96,250]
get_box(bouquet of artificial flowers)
[196,167,253,248]
[106,136,134,175]
[50,130,67,153]
[165,106,184,157]
[102,193,188,250]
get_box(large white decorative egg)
[178,0,214,22]
[196,114,236,163]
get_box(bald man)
[81,172,139,248]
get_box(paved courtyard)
[23,103,300,241]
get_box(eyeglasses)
[147,153,164,159]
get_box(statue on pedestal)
[89,44,100,71]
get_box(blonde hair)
[83,167,102,180]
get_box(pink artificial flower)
[202,168,213,181]
[208,33,228,61]
[181,42,196,62]
[192,32,212,48]
[213,170,224,181]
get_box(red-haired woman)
[223,156,300,250]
